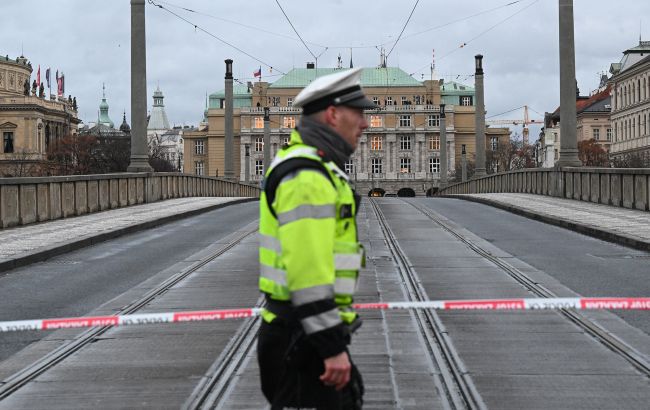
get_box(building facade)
[147,86,183,169]
[0,55,79,176]
[184,66,509,195]
[609,40,650,161]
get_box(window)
[399,157,411,173]
[400,135,411,150]
[344,160,355,175]
[287,97,293,107]
[607,128,612,141]
[401,96,408,105]
[271,96,280,107]
[370,115,383,128]
[3,132,14,153]
[282,136,290,146]
[372,96,379,106]
[429,157,440,173]
[427,114,440,127]
[371,158,383,174]
[460,96,473,106]
[428,135,440,150]
[283,116,296,129]
[194,140,205,155]
[255,160,264,175]
[593,128,600,140]
[255,137,264,152]
[386,96,393,106]
[253,116,264,129]
[195,161,204,176]
[398,115,411,127]
[490,136,498,151]
[370,135,383,150]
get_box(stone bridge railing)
[438,167,650,212]
[0,173,260,229]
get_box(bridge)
[0,169,649,408]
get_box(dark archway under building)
[397,188,416,197]
[368,188,385,197]
[426,187,438,197]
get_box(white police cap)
[293,68,376,115]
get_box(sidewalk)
[0,197,255,273]
[449,193,650,252]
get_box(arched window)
[638,79,642,102]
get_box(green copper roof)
[209,84,252,108]
[440,81,474,94]
[269,67,422,88]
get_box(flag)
[37,65,40,88]
[253,67,261,78]
[61,73,65,95]
[56,71,63,96]
[45,68,50,89]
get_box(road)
[0,202,259,362]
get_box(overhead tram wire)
[437,0,541,61]
[274,0,321,64]
[385,0,420,60]
[147,0,286,75]
[155,0,328,49]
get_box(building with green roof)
[187,65,508,195]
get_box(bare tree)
[2,149,43,177]
[578,139,609,167]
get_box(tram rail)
[405,198,650,378]
[0,224,259,401]
[369,199,486,410]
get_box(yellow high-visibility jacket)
[258,129,363,358]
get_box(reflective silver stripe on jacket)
[334,277,357,295]
[291,284,334,306]
[334,253,363,270]
[301,308,342,334]
[260,264,287,285]
[277,204,336,226]
[269,147,320,169]
[259,234,282,253]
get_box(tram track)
[370,199,486,410]
[0,224,259,401]
[406,199,650,378]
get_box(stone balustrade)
[438,167,650,212]
[0,173,260,229]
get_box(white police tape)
[1,297,649,333]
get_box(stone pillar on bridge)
[439,104,448,188]
[224,59,235,180]
[263,106,271,173]
[474,55,486,177]
[127,0,153,173]
[461,144,468,182]
[556,0,582,167]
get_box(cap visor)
[341,96,377,110]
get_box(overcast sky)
[3,0,648,137]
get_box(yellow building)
[184,65,509,195]
[0,55,79,176]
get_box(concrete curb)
[0,198,258,275]
[443,194,650,253]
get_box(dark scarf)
[296,116,354,170]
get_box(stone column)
[440,104,448,188]
[474,55,486,177]
[127,0,153,172]
[263,106,271,172]
[461,144,468,182]
[556,0,582,167]
[224,59,235,179]
[244,144,250,182]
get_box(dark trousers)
[257,321,364,410]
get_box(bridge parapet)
[438,167,650,212]
[0,173,260,229]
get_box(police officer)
[257,68,375,409]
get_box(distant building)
[147,86,183,168]
[78,86,129,140]
[608,40,650,161]
[539,84,612,167]
[0,54,80,176]
[183,65,509,196]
